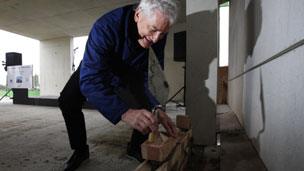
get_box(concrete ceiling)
[0,0,185,40]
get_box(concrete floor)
[0,98,184,171]
[194,105,267,171]
[0,98,266,171]
[218,107,267,171]
[0,100,136,171]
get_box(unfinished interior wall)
[228,0,304,170]
[186,0,218,145]
[40,37,72,96]
[163,0,186,103]
[164,23,186,103]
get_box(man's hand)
[157,109,178,137]
[121,109,158,134]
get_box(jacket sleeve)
[80,22,129,124]
[143,36,167,108]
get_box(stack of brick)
[136,115,192,171]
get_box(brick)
[156,162,168,171]
[138,130,192,170]
[141,132,177,162]
[177,131,189,151]
[179,155,189,171]
[176,115,191,130]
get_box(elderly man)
[58,0,179,170]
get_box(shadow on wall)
[186,10,217,144]
[246,0,262,58]
[245,0,264,152]
[252,69,266,153]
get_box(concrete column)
[186,0,218,145]
[40,37,72,96]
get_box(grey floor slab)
[0,100,182,171]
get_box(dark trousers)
[58,65,148,151]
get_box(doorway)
[217,1,229,104]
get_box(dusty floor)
[0,98,266,171]
[194,105,267,171]
[218,109,267,171]
[0,98,183,171]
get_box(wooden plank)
[156,162,168,171]
[217,66,228,104]
[135,160,151,171]
[155,130,192,171]
[179,155,189,171]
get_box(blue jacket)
[80,4,166,124]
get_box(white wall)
[229,0,304,170]
[164,23,186,102]
[186,0,217,15]
[40,37,72,96]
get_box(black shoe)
[126,142,144,162]
[64,147,89,171]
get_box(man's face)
[134,9,170,48]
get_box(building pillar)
[186,0,218,145]
[40,37,72,96]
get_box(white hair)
[138,0,179,25]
